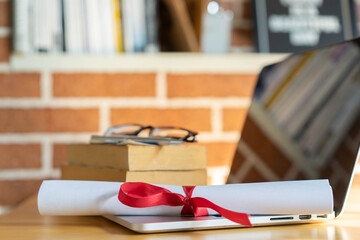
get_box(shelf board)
[10,53,287,73]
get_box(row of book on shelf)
[255,41,360,167]
[13,0,159,55]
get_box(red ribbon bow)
[118,182,252,227]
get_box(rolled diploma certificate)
[38,179,333,216]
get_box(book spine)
[99,0,116,54]
[32,0,42,52]
[60,0,66,52]
[84,0,102,54]
[51,0,64,53]
[112,0,123,52]
[81,0,89,52]
[132,0,147,52]
[77,0,86,53]
[13,0,31,54]
[64,0,76,53]
[121,0,135,52]
[40,0,52,52]
[145,0,159,53]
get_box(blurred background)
[0,0,360,214]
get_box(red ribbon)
[118,182,252,227]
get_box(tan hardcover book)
[67,144,207,171]
[61,165,207,186]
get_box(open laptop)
[105,37,360,233]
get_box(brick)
[0,108,99,133]
[167,73,257,98]
[241,116,291,178]
[200,142,237,167]
[0,144,41,169]
[111,108,211,132]
[0,1,10,27]
[222,108,248,132]
[231,28,253,47]
[53,73,156,97]
[53,144,68,168]
[0,180,42,206]
[0,37,11,62]
[0,73,41,98]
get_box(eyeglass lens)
[150,128,192,140]
[105,124,144,136]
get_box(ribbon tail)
[191,197,252,227]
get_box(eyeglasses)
[103,124,198,143]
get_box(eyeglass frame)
[104,124,198,143]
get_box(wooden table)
[1,178,360,240]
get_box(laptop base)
[104,212,335,233]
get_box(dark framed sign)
[253,0,358,53]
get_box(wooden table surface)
[1,178,360,240]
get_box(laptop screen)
[228,37,360,216]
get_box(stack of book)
[61,144,207,185]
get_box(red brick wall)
[0,68,258,207]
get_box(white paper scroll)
[38,179,333,216]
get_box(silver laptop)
[105,37,360,233]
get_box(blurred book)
[63,0,84,53]
[253,0,358,53]
[12,0,165,54]
[145,0,159,52]
[13,0,64,53]
[13,0,31,53]
[112,0,123,52]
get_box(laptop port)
[299,215,311,220]
[316,214,327,218]
[270,217,294,221]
